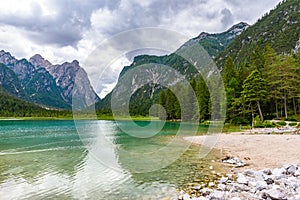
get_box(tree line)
[158,45,300,124]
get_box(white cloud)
[0,0,282,98]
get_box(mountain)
[29,55,99,107]
[0,63,25,98]
[0,51,99,109]
[216,0,300,66]
[181,22,249,58]
[0,86,71,117]
[97,22,248,113]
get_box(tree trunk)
[293,97,296,115]
[284,89,288,119]
[257,100,264,122]
[275,100,279,118]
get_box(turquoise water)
[0,120,223,199]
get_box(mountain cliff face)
[29,55,99,107]
[0,51,99,109]
[216,0,300,66]
[0,63,25,98]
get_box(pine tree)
[222,56,236,87]
[262,45,281,118]
[273,55,299,118]
[158,90,167,120]
[241,70,267,122]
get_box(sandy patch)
[185,133,300,170]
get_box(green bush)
[288,122,298,127]
[285,117,297,122]
[263,120,276,128]
[277,121,287,126]
[230,117,249,126]
[253,116,263,128]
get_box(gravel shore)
[174,132,300,199]
[172,164,300,200]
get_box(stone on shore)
[174,164,300,200]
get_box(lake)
[0,120,224,199]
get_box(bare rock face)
[0,63,25,98]
[0,50,99,109]
[29,54,52,69]
[0,50,18,67]
[29,54,99,108]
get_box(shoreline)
[176,131,300,199]
[184,131,300,171]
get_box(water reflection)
[0,120,222,199]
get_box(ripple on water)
[0,120,226,199]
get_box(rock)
[208,182,215,187]
[218,184,226,191]
[265,187,287,200]
[272,168,286,179]
[248,181,257,188]
[195,197,209,200]
[210,190,225,199]
[294,169,300,177]
[265,178,275,185]
[183,193,191,200]
[253,171,265,181]
[219,177,228,184]
[230,197,241,200]
[237,173,248,185]
[227,174,234,181]
[286,165,297,175]
[222,157,246,167]
[263,168,273,175]
[193,184,201,190]
[201,188,213,196]
[256,181,268,191]
[244,169,256,177]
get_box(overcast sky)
[0,0,282,98]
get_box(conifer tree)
[241,70,267,121]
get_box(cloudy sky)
[0,0,281,98]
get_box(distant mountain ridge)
[0,50,99,109]
[216,0,300,66]
[181,22,249,58]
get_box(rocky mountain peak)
[0,50,17,66]
[72,60,79,66]
[179,22,249,57]
[0,50,99,109]
[228,22,249,35]
[29,54,52,69]
[197,32,209,39]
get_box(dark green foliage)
[222,56,237,87]
[241,70,267,121]
[0,87,71,117]
[289,122,298,127]
[128,84,161,116]
[216,0,300,66]
[277,121,287,126]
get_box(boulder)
[265,187,287,200]
[237,173,248,185]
